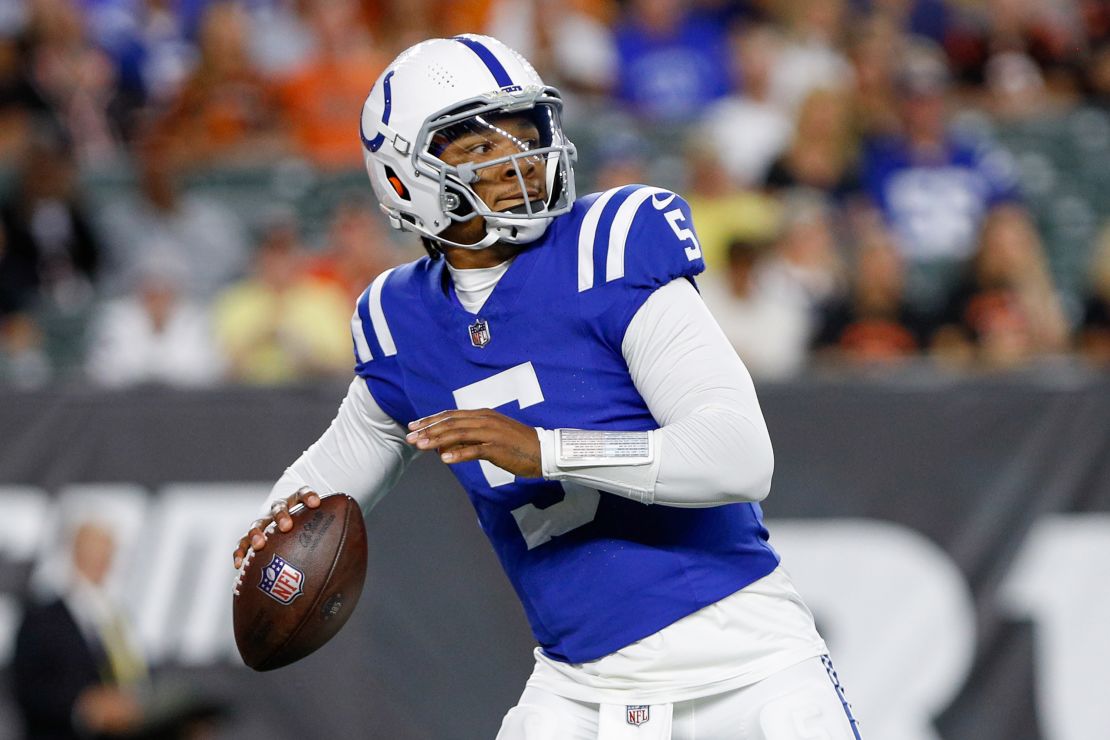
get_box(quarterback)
[234,35,860,739]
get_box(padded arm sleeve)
[260,379,418,517]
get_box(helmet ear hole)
[384,166,411,201]
[445,185,474,218]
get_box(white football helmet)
[360,35,578,250]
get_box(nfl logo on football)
[469,319,491,348]
[626,705,650,726]
[258,554,305,605]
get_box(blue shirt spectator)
[613,2,731,122]
[81,0,208,104]
[862,133,1020,263]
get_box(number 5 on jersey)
[453,363,601,550]
[648,191,701,262]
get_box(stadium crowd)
[0,0,1108,389]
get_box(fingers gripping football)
[406,409,542,479]
[232,488,321,568]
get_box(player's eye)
[468,141,495,156]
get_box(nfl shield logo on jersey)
[626,705,650,726]
[258,554,305,605]
[469,319,491,348]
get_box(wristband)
[554,429,654,468]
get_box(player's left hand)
[406,409,542,478]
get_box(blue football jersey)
[352,185,780,663]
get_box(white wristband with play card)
[554,429,655,468]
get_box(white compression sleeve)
[261,378,418,517]
[539,278,774,506]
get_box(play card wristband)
[536,428,658,505]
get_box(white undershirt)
[262,268,824,701]
[446,259,513,314]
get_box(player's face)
[434,113,548,245]
[436,113,547,210]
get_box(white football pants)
[496,655,861,740]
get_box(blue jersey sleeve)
[576,185,706,349]
[350,268,419,427]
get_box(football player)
[233,35,861,739]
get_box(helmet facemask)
[415,91,577,247]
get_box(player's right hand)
[233,488,321,569]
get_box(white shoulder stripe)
[577,188,625,292]
[351,308,372,363]
[606,187,669,284]
[368,267,398,357]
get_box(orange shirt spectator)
[304,199,411,299]
[276,0,388,168]
[156,3,288,167]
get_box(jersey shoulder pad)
[350,261,425,426]
[350,260,426,370]
[571,184,705,295]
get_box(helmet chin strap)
[391,204,553,253]
[420,215,552,252]
[432,229,501,251]
[410,220,501,251]
[486,214,552,245]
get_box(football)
[233,493,368,671]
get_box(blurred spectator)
[246,0,316,77]
[486,0,618,99]
[846,13,903,138]
[0,15,51,163]
[767,0,854,115]
[214,218,352,384]
[764,86,861,200]
[812,231,931,364]
[1078,224,1110,363]
[591,125,650,191]
[699,237,811,380]
[758,188,846,311]
[1086,39,1110,107]
[932,205,1069,368]
[306,198,410,300]
[700,23,793,187]
[14,516,224,738]
[684,139,782,272]
[867,0,950,43]
[861,39,1022,311]
[83,0,202,117]
[0,0,27,36]
[22,0,123,162]
[611,0,731,122]
[984,50,1058,121]
[389,0,498,41]
[97,133,250,300]
[0,126,100,317]
[13,520,147,739]
[85,251,224,388]
[275,0,388,169]
[153,2,288,167]
[0,311,52,389]
[945,0,1088,98]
